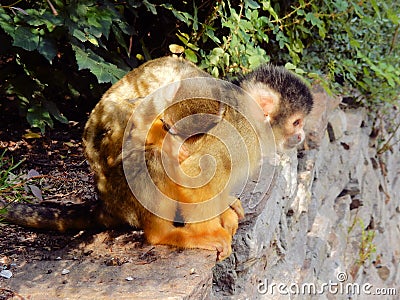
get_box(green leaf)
[205,28,221,44]
[171,10,193,25]
[72,28,87,42]
[24,9,62,30]
[192,2,199,31]
[112,24,129,55]
[75,2,89,17]
[37,37,57,62]
[26,105,53,134]
[72,45,126,83]
[176,32,189,45]
[305,13,320,26]
[262,1,279,21]
[386,9,399,24]
[285,62,296,70]
[333,0,348,12]
[370,0,381,18]
[245,0,260,9]
[87,35,99,46]
[211,66,219,77]
[212,47,224,56]
[0,9,15,36]
[44,100,68,124]
[13,27,39,51]
[184,48,198,63]
[143,0,157,15]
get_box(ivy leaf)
[26,105,53,134]
[71,27,87,42]
[112,24,129,55]
[72,45,126,83]
[37,37,57,62]
[0,8,14,35]
[44,100,68,124]
[13,27,39,51]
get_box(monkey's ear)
[240,81,280,116]
[248,87,280,116]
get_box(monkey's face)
[272,111,306,151]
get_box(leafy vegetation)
[0,150,45,219]
[0,150,24,218]
[0,150,24,193]
[0,0,399,133]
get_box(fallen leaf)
[23,131,42,139]
[27,169,40,179]
[28,184,43,201]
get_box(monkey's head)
[236,65,314,152]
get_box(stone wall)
[213,86,400,299]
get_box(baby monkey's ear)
[241,81,280,117]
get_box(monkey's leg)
[143,215,233,260]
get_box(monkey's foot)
[145,220,233,261]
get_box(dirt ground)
[0,104,215,299]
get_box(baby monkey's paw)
[220,198,244,237]
[230,198,245,220]
[210,229,232,261]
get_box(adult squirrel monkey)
[1,57,313,261]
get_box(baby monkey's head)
[235,65,314,151]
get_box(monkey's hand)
[230,198,245,220]
[220,198,244,237]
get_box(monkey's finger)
[216,242,232,261]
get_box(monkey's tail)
[0,200,114,232]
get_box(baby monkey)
[0,57,313,261]
[234,64,313,151]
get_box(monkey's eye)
[160,119,178,135]
[160,119,171,132]
[293,119,301,127]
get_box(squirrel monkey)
[0,57,313,261]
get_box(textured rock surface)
[213,87,400,299]
[1,231,215,299]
